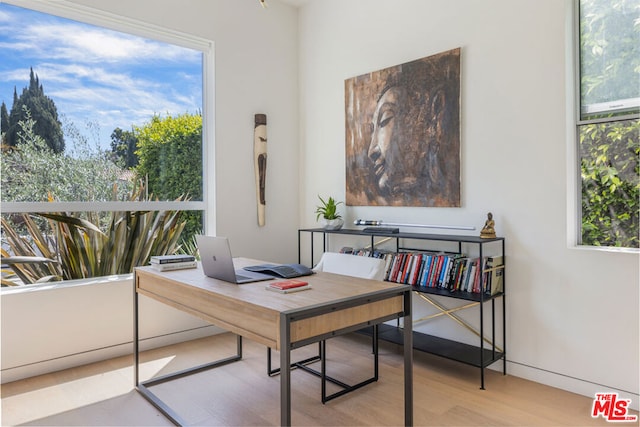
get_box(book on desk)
[150,254,196,264]
[151,260,197,271]
[265,279,311,293]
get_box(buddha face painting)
[345,48,461,207]
[368,86,415,194]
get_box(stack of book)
[265,279,311,293]
[150,254,197,271]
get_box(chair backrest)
[312,252,386,281]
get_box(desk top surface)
[135,257,407,315]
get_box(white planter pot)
[322,218,344,230]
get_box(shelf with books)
[298,227,505,389]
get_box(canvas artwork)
[345,48,461,207]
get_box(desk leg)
[134,274,243,426]
[134,277,139,387]
[280,313,291,426]
[403,290,413,426]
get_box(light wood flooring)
[1,332,635,426]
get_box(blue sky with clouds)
[0,3,202,150]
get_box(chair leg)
[371,324,376,353]
[267,329,380,403]
[320,328,379,403]
[320,339,327,401]
[267,342,322,376]
[373,324,379,380]
[267,346,273,376]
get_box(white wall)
[297,0,639,407]
[1,277,219,383]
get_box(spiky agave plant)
[1,183,187,285]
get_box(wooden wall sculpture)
[254,114,267,226]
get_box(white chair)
[312,251,386,280]
[267,252,386,403]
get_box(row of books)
[341,249,503,295]
[149,254,197,271]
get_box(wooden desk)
[134,258,413,426]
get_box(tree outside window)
[577,0,640,248]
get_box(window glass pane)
[579,0,640,119]
[0,3,207,285]
[1,209,204,286]
[0,4,203,203]
[579,119,639,248]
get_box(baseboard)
[1,325,221,384]
[504,359,639,411]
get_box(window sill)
[0,273,133,294]
[569,245,639,255]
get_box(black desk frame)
[134,277,413,426]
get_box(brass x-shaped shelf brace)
[413,291,503,353]
[359,236,503,353]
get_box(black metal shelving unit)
[298,227,506,389]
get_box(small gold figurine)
[480,212,496,239]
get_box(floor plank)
[1,333,635,426]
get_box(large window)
[0,1,213,285]
[576,0,639,249]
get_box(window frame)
[1,0,216,233]
[571,0,640,252]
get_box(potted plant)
[315,195,344,230]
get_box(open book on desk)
[243,263,314,279]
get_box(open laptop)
[196,235,275,284]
